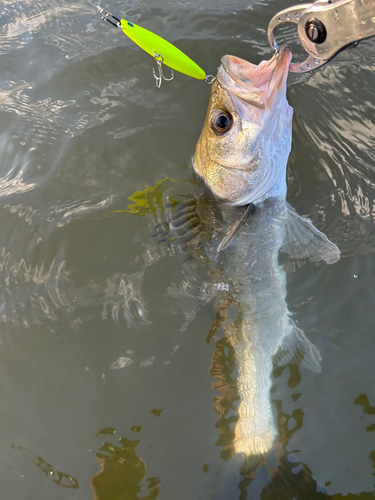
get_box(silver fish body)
[192,47,340,456]
[221,196,290,455]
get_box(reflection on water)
[91,427,160,500]
[0,0,375,498]
[9,444,79,488]
[0,246,70,325]
[209,336,238,461]
[355,395,375,433]
[102,271,151,325]
[0,171,36,196]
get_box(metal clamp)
[268,0,375,73]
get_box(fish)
[190,46,341,457]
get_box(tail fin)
[207,454,244,500]
[207,447,331,500]
[208,452,280,500]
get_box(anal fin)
[273,318,322,373]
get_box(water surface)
[0,0,375,498]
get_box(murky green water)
[0,1,375,499]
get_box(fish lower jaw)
[233,424,277,456]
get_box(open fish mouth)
[218,46,292,110]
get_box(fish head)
[193,47,293,206]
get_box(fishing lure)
[87,0,214,87]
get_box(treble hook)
[152,53,174,88]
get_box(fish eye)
[211,110,232,136]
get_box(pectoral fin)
[218,203,255,251]
[273,319,322,373]
[280,205,340,270]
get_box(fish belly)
[228,212,288,456]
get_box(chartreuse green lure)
[120,19,206,81]
[86,0,212,87]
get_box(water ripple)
[0,247,70,326]
[0,171,36,197]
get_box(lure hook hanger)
[152,53,174,88]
